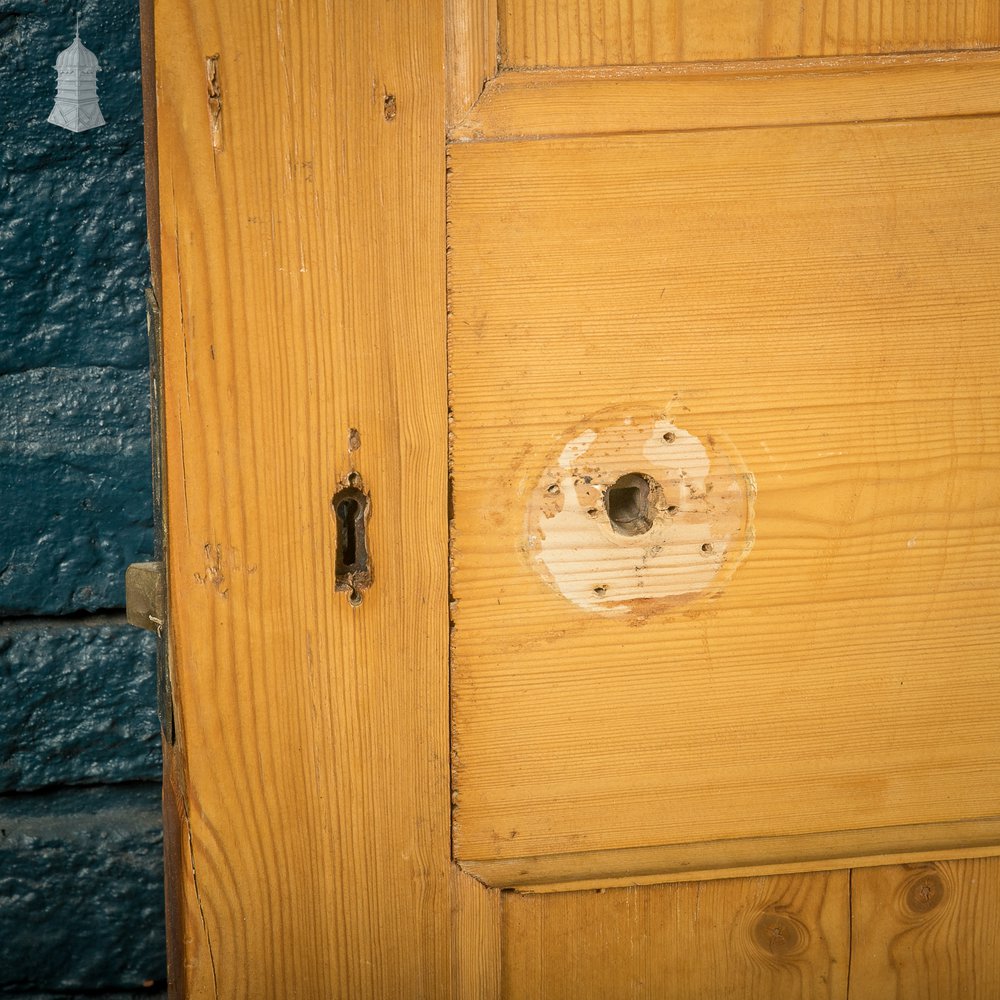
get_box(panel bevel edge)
[448,49,1000,141]
[457,820,1000,893]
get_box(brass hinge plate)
[125,560,166,633]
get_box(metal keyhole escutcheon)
[333,479,372,606]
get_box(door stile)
[147,2,455,995]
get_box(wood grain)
[451,52,1000,141]
[451,866,503,998]
[143,1,1000,992]
[448,117,1000,879]
[448,0,500,125]
[502,871,850,999]
[849,858,1000,998]
[153,1,450,995]
[500,0,1000,67]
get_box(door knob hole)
[606,473,657,536]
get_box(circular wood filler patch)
[526,409,756,615]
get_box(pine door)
[145,1,1000,996]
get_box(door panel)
[849,857,1000,999]
[449,114,1000,883]
[497,858,1000,999]
[501,871,850,999]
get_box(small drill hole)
[662,432,676,443]
[547,483,560,495]
[594,585,607,596]
[666,505,679,515]
[701,542,713,554]
[606,472,657,536]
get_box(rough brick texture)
[0,0,167,993]
[0,785,166,994]
[0,367,154,614]
[1,994,165,999]
[2,994,165,999]
[0,1,150,371]
[0,619,160,792]
[0,0,153,614]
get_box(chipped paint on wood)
[526,408,755,615]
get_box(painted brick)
[0,366,154,614]
[0,0,165,992]
[0,619,160,792]
[0,0,149,373]
[0,784,166,993]
[1,994,165,999]
[0,994,165,999]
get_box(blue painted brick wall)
[0,786,166,993]
[1,0,153,616]
[0,368,156,614]
[1,0,165,994]
[0,620,160,792]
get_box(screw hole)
[701,542,713,554]
[547,483,560,495]
[594,585,607,596]
[666,505,678,515]
[662,432,676,443]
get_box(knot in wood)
[752,910,807,959]
[903,869,946,915]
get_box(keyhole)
[333,484,371,605]
[337,497,359,567]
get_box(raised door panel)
[448,114,1000,886]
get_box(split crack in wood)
[206,54,223,152]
